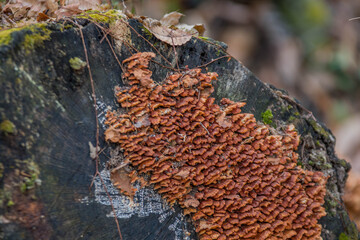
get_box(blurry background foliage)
[1,0,360,230]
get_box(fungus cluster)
[105,52,327,239]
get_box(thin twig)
[195,36,229,56]
[200,122,211,136]
[92,21,126,75]
[68,18,123,240]
[123,39,177,71]
[90,16,178,72]
[151,59,178,71]
[194,36,245,70]
[275,91,316,121]
[120,18,173,67]
[196,55,231,68]
[349,17,360,21]
[170,29,180,71]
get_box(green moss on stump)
[141,25,153,39]
[338,232,357,240]
[308,119,331,139]
[339,159,349,168]
[69,57,87,71]
[7,200,14,207]
[339,232,349,240]
[0,27,21,45]
[78,9,123,24]
[0,23,51,53]
[261,109,273,125]
[0,120,16,134]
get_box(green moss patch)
[69,57,87,70]
[0,120,16,134]
[308,119,330,139]
[19,161,41,193]
[78,9,123,24]
[261,109,273,125]
[0,23,51,53]
[23,24,52,52]
[0,27,21,45]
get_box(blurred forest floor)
[2,0,360,230]
[120,0,360,228]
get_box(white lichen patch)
[88,169,191,240]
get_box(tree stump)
[0,16,358,240]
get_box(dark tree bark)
[0,17,358,240]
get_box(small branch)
[170,30,180,71]
[196,55,231,68]
[92,21,126,76]
[121,19,173,68]
[349,17,360,21]
[200,122,211,136]
[68,18,123,240]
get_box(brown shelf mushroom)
[105,52,327,240]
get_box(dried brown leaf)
[216,113,232,128]
[134,114,150,128]
[54,3,82,18]
[88,141,100,159]
[5,0,58,18]
[65,0,101,11]
[36,12,50,22]
[110,167,135,197]
[177,23,205,36]
[55,0,102,19]
[131,68,155,88]
[175,168,190,178]
[147,25,192,46]
[193,24,205,36]
[45,0,58,15]
[184,196,200,208]
[4,0,58,20]
[160,11,184,26]
[198,219,214,231]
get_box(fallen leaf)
[110,167,135,197]
[266,157,280,165]
[147,24,192,46]
[198,219,214,230]
[134,114,150,128]
[182,75,199,88]
[184,196,200,208]
[175,168,190,178]
[37,12,50,22]
[65,0,101,11]
[132,68,155,88]
[88,141,100,159]
[216,113,232,128]
[45,0,58,16]
[160,11,184,26]
[54,3,82,18]
[193,24,205,36]
[4,0,58,19]
[177,23,205,36]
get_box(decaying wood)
[0,15,358,240]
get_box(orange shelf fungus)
[105,52,328,239]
